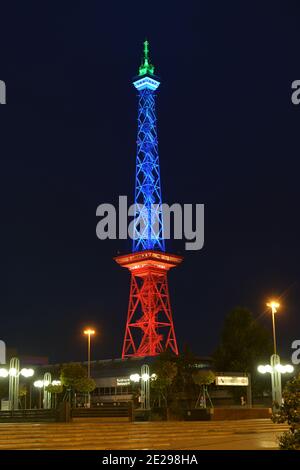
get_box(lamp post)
[34,380,44,408]
[258,363,294,409]
[0,358,34,410]
[265,301,283,408]
[43,372,52,409]
[83,329,95,379]
[267,301,280,355]
[83,328,95,408]
[34,378,61,409]
[130,365,155,411]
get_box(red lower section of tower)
[114,250,183,358]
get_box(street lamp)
[34,378,61,409]
[266,300,280,355]
[257,362,294,408]
[83,328,95,409]
[129,365,153,410]
[83,328,95,379]
[34,380,44,408]
[263,300,286,409]
[0,358,35,410]
[258,364,294,375]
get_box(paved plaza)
[0,419,288,450]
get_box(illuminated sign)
[215,376,249,386]
[116,377,130,386]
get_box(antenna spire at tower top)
[138,39,155,76]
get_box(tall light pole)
[83,329,95,379]
[266,300,282,408]
[83,328,95,408]
[267,300,280,355]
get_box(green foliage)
[272,373,300,450]
[59,363,96,394]
[192,370,215,386]
[214,307,272,372]
[73,377,96,393]
[192,370,215,409]
[45,384,63,395]
[173,346,199,394]
[60,363,87,390]
[213,307,272,397]
[151,354,178,408]
[18,385,27,397]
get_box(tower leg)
[122,271,178,358]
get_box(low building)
[39,356,213,405]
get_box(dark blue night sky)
[1,1,300,363]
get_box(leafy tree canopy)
[73,377,96,393]
[45,384,63,395]
[152,359,177,389]
[273,372,300,449]
[60,363,87,390]
[192,370,215,386]
[213,307,272,373]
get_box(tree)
[18,385,28,409]
[73,378,96,394]
[213,307,273,397]
[151,354,178,410]
[60,363,87,390]
[192,370,215,409]
[172,345,199,397]
[272,373,300,449]
[45,383,64,409]
[60,363,96,406]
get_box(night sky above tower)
[1,1,300,363]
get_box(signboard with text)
[215,376,249,386]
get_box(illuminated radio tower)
[115,41,183,358]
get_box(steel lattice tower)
[115,41,183,358]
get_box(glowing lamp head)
[34,380,44,388]
[266,301,280,314]
[51,380,61,386]
[275,364,294,374]
[129,373,140,383]
[257,365,266,374]
[84,329,95,336]
[20,368,34,378]
[9,368,17,377]
[141,373,150,382]
[0,368,9,378]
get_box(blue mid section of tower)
[132,75,165,253]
